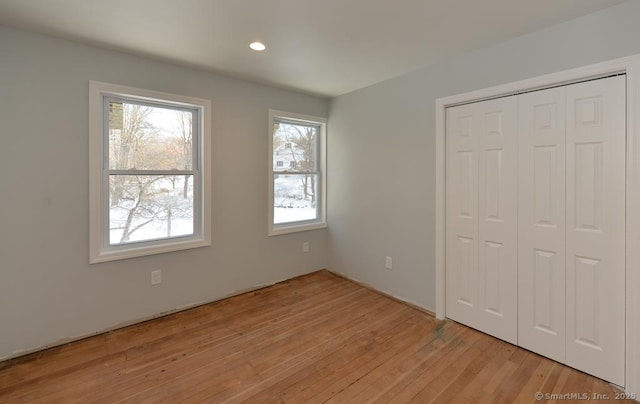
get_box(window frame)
[268,110,327,236]
[89,81,211,263]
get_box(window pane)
[273,121,317,173]
[109,175,194,245]
[108,101,194,170]
[273,174,318,224]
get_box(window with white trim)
[89,81,211,263]
[268,110,327,235]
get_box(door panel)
[477,98,518,344]
[455,235,474,306]
[565,76,625,386]
[456,151,474,218]
[533,145,559,226]
[533,249,559,334]
[574,142,603,231]
[483,240,502,315]
[446,105,479,329]
[573,256,601,350]
[446,97,518,343]
[518,86,566,363]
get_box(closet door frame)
[435,54,640,394]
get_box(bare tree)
[291,126,316,202]
[109,103,154,206]
[117,176,161,243]
[174,111,193,198]
[273,123,317,205]
[108,104,195,243]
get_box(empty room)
[2,0,640,402]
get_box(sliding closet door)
[565,76,625,386]
[518,87,567,363]
[446,97,518,344]
[446,103,479,330]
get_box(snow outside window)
[89,82,211,263]
[268,110,327,236]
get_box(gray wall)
[327,0,640,311]
[0,26,329,360]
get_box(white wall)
[0,26,329,360]
[327,0,640,311]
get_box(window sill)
[90,238,210,264]
[268,221,327,236]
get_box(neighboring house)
[273,142,306,172]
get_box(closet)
[445,75,625,386]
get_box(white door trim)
[435,54,640,394]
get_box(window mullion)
[108,170,196,176]
[272,171,318,176]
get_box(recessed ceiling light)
[249,41,266,52]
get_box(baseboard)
[326,269,435,318]
[2,268,432,363]
[1,269,325,363]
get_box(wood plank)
[221,301,415,403]
[381,326,487,403]
[286,312,437,404]
[511,356,556,403]
[404,333,499,403]
[0,270,632,403]
[424,337,506,403]
[330,320,463,403]
[30,275,364,402]
[122,289,398,402]
[491,351,543,403]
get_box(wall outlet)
[151,270,162,286]
[303,241,309,253]
[385,256,393,270]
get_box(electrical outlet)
[151,270,162,286]
[385,256,393,270]
[303,241,309,253]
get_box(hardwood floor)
[0,270,632,403]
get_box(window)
[89,81,211,263]
[268,110,326,235]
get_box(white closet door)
[446,102,479,330]
[518,86,567,362]
[446,97,518,343]
[565,75,626,386]
[477,97,518,343]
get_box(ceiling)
[0,0,628,97]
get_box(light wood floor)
[0,270,632,403]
